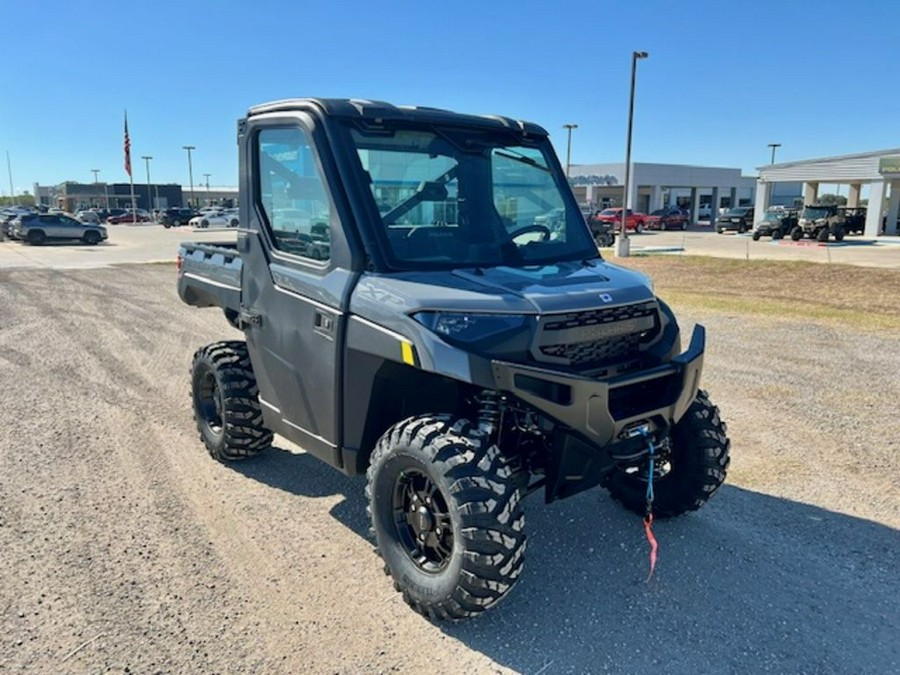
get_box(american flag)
[124,111,132,177]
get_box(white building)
[569,162,799,220]
[756,149,900,237]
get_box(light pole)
[91,169,101,209]
[93,168,110,211]
[768,143,781,165]
[203,173,211,206]
[142,155,153,218]
[563,123,578,178]
[616,50,649,258]
[183,145,196,207]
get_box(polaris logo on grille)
[598,293,613,303]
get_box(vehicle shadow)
[228,450,899,673]
[18,241,118,248]
[227,445,371,538]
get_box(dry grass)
[616,255,900,330]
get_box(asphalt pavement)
[2,222,898,270]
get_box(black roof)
[247,98,548,137]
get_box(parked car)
[752,207,798,240]
[74,210,102,224]
[791,204,846,242]
[716,206,755,234]
[10,213,107,245]
[189,209,240,228]
[1,212,19,239]
[838,206,867,235]
[159,207,196,228]
[696,204,712,220]
[107,209,151,224]
[590,207,647,233]
[645,207,689,231]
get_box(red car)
[590,207,647,233]
[107,209,151,224]
[645,207,690,231]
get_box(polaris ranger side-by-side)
[177,99,730,620]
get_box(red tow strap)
[643,513,658,581]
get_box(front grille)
[534,301,659,368]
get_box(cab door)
[238,115,357,467]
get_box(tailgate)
[177,243,242,310]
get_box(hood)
[351,260,656,320]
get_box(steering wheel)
[509,224,551,243]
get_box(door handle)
[314,311,335,335]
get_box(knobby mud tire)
[366,415,526,621]
[190,341,273,461]
[606,390,730,518]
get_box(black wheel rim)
[392,468,454,573]
[196,368,224,437]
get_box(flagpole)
[125,110,137,223]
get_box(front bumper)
[491,324,705,448]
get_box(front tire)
[27,230,46,245]
[752,231,761,241]
[190,341,273,461]
[606,390,730,518]
[817,228,829,242]
[790,226,802,241]
[367,415,526,621]
[82,230,100,245]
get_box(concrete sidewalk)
[621,227,900,269]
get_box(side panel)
[237,112,360,468]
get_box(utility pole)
[563,123,578,179]
[203,173,211,206]
[183,145,196,207]
[6,151,15,206]
[616,50,649,258]
[142,155,153,218]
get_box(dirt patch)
[0,265,897,673]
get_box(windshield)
[727,207,751,216]
[347,124,596,268]
[802,207,831,220]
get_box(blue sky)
[3,0,899,194]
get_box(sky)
[2,0,899,195]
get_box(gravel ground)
[0,265,897,674]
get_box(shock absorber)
[476,389,502,438]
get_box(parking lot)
[1,229,898,673]
[2,221,900,270]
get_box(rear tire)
[834,228,845,242]
[772,229,783,240]
[190,341,273,461]
[817,228,829,242]
[606,390,730,518]
[367,415,526,620]
[790,227,802,241]
[752,231,761,241]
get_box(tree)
[817,193,847,206]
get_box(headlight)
[412,312,528,343]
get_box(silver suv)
[12,213,108,245]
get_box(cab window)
[257,127,333,262]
